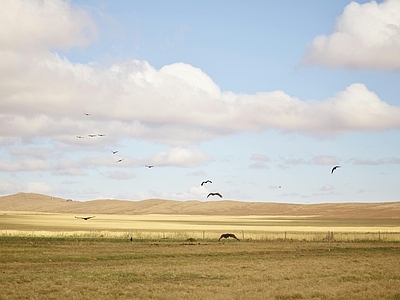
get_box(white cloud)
[148,147,213,167]
[320,184,335,192]
[0,179,52,195]
[302,0,400,70]
[2,0,400,155]
[311,156,339,165]
[0,0,97,52]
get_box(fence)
[1,229,400,242]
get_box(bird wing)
[216,193,223,198]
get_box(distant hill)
[0,193,400,218]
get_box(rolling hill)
[1,193,400,218]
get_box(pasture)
[1,237,400,300]
[1,211,400,299]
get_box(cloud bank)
[2,0,400,151]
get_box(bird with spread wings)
[207,192,223,198]
[75,216,95,220]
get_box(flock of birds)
[74,112,342,221]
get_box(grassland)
[1,193,400,299]
[1,237,400,300]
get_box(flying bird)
[88,134,97,137]
[201,180,212,186]
[84,113,90,116]
[116,158,125,163]
[218,233,240,241]
[331,165,340,174]
[207,192,223,198]
[75,216,95,220]
[97,134,106,137]
[111,150,118,154]
[145,165,154,168]
[76,136,84,139]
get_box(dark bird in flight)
[85,113,90,116]
[218,233,240,241]
[111,150,118,154]
[116,158,125,163]
[76,136,84,139]
[207,192,223,198]
[88,134,97,137]
[97,134,106,137]
[201,180,212,186]
[75,216,95,220]
[145,165,154,168]
[331,165,340,174]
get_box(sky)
[1,0,400,203]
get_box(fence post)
[284,231,286,240]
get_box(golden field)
[1,193,400,299]
[1,192,400,241]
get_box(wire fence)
[1,229,400,242]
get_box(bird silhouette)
[88,134,96,137]
[207,192,223,198]
[111,150,118,154]
[97,134,106,137]
[76,136,84,139]
[75,216,95,220]
[201,180,212,186]
[145,165,154,168]
[116,158,125,163]
[218,233,240,241]
[331,165,340,174]
[85,113,90,116]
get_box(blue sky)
[1,0,400,203]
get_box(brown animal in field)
[218,233,240,241]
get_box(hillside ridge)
[1,192,400,218]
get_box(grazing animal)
[218,233,240,241]
[145,165,154,168]
[331,165,340,174]
[111,150,118,154]
[207,192,222,198]
[201,180,212,186]
[75,216,95,220]
[116,158,125,163]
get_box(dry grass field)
[1,193,400,299]
[1,237,400,300]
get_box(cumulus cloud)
[302,0,400,70]
[2,0,400,155]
